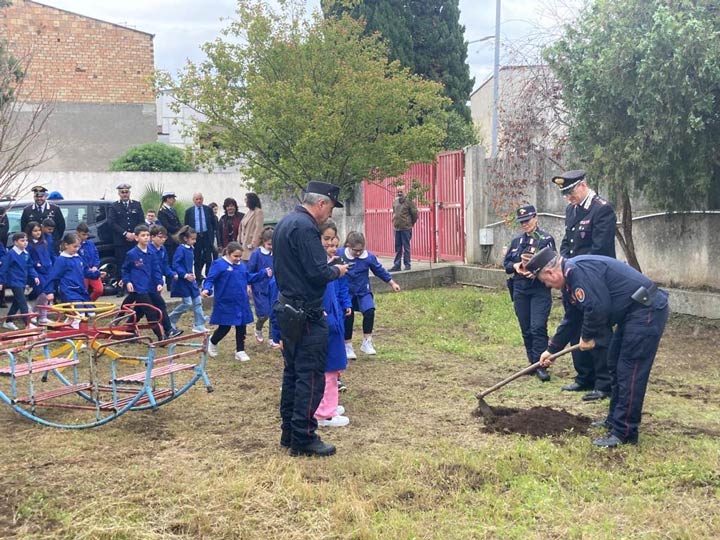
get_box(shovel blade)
[476,397,496,420]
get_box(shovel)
[475,344,582,419]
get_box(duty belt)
[631,283,658,307]
[277,293,322,314]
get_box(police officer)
[527,247,669,448]
[20,186,66,248]
[502,205,556,381]
[273,181,349,457]
[157,191,182,262]
[107,183,144,282]
[553,169,617,401]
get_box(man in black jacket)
[20,185,66,249]
[274,181,349,457]
[183,192,216,279]
[107,182,144,281]
[553,169,617,402]
[157,191,182,263]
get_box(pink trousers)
[315,371,341,419]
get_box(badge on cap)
[31,185,48,193]
[116,182,131,190]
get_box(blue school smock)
[0,244,6,284]
[267,276,281,343]
[2,247,39,288]
[44,253,97,302]
[44,233,56,255]
[203,257,268,326]
[247,246,273,317]
[323,278,348,372]
[149,243,176,287]
[122,246,159,295]
[170,244,199,298]
[79,239,100,269]
[337,247,393,312]
[28,239,55,288]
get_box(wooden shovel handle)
[476,344,582,400]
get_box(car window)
[5,207,22,234]
[95,205,106,223]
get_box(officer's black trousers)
[512,286,551,364]
[279,317,328,447]
[571,342,612,392]
[606,294,668,443]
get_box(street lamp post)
[491,0,501,157]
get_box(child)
[76,223,104,302]
[44,232,100,327]
[149,225,181,338]
[26,221,54,322]
[314,221,351,427]
[1,232,40,330]
[201,241,271,361]
[169,226,207,333]
[41,218,57,255]
[121,225,165,340]
[339,231,401,358]
[267,275,282,349]
[246,226,274,343]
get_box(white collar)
[260,246,271,255]
[60,251,78,258]
[343,248,368,260]
[181,244,193,249]
[12,246,25,255]
[579,189,596,210]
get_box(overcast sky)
[39,0,583,92]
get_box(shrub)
[110,143,194,172]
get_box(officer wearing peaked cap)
[553,169,617,401]
[157,190,182,262]
[108,182,144,282]
[526,247,669,448]
[502,205,556,382]
[21,185,66,249]
[273,180,348,458]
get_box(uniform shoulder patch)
[575,287,586,302]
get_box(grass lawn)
[1,286,719,539]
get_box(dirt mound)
[476,406,592,437]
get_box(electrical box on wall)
[478,228,494,246]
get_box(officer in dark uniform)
[107,183,144,282]
[157,191,182,263]
[503,205,556,381]
[20,186,66,248]
[527,247,669,448]
[273,181,349,457]
[553,169,617,401]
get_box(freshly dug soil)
[476,406,592,437]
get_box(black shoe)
[289,438,336,457]
[168,328,184,338]
[535,367,551,382]
[337,379,347,393]
[592,434,635,448]
[389,266,401,272]
[280,429,291,449]
[562,382,592,392]
[582,390,610,402]
[404,266,411,271]
[591,419,610,429]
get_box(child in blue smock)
[26,221,54,322]
[314,222,351,427]
[201,241,271,362]
[44,232,100,329]
[149,224,180,338]
[169,226,207,333]
[1,232,40,330]
[76,223,104,302]
[267,276,281,349]
[339,231,401,358]
[246,226,274,344]
[121,225,164,340]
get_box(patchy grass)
[0,286,719,539]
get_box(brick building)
[0,0,157,171]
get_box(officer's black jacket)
[20,203,66,244]
[560,194,616,258]
[503,227,556,289]
[548,256,662,353]
[273,206,339,310]
[108,200,144,245]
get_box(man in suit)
[184,192,216,280]
[20,185,66,249]
[553,169,617,402]
[107,182,144,283]
[157,190,182,263]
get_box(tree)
[545,0,720,270]
[322,0,477,149]
[110,142,194,172]
[157,0,448,200]
[0,43,53,201]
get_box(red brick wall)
[0,0,154,103]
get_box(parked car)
[0,198,118,278]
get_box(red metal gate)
[363,150,465,263]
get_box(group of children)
[0,218,402,429]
